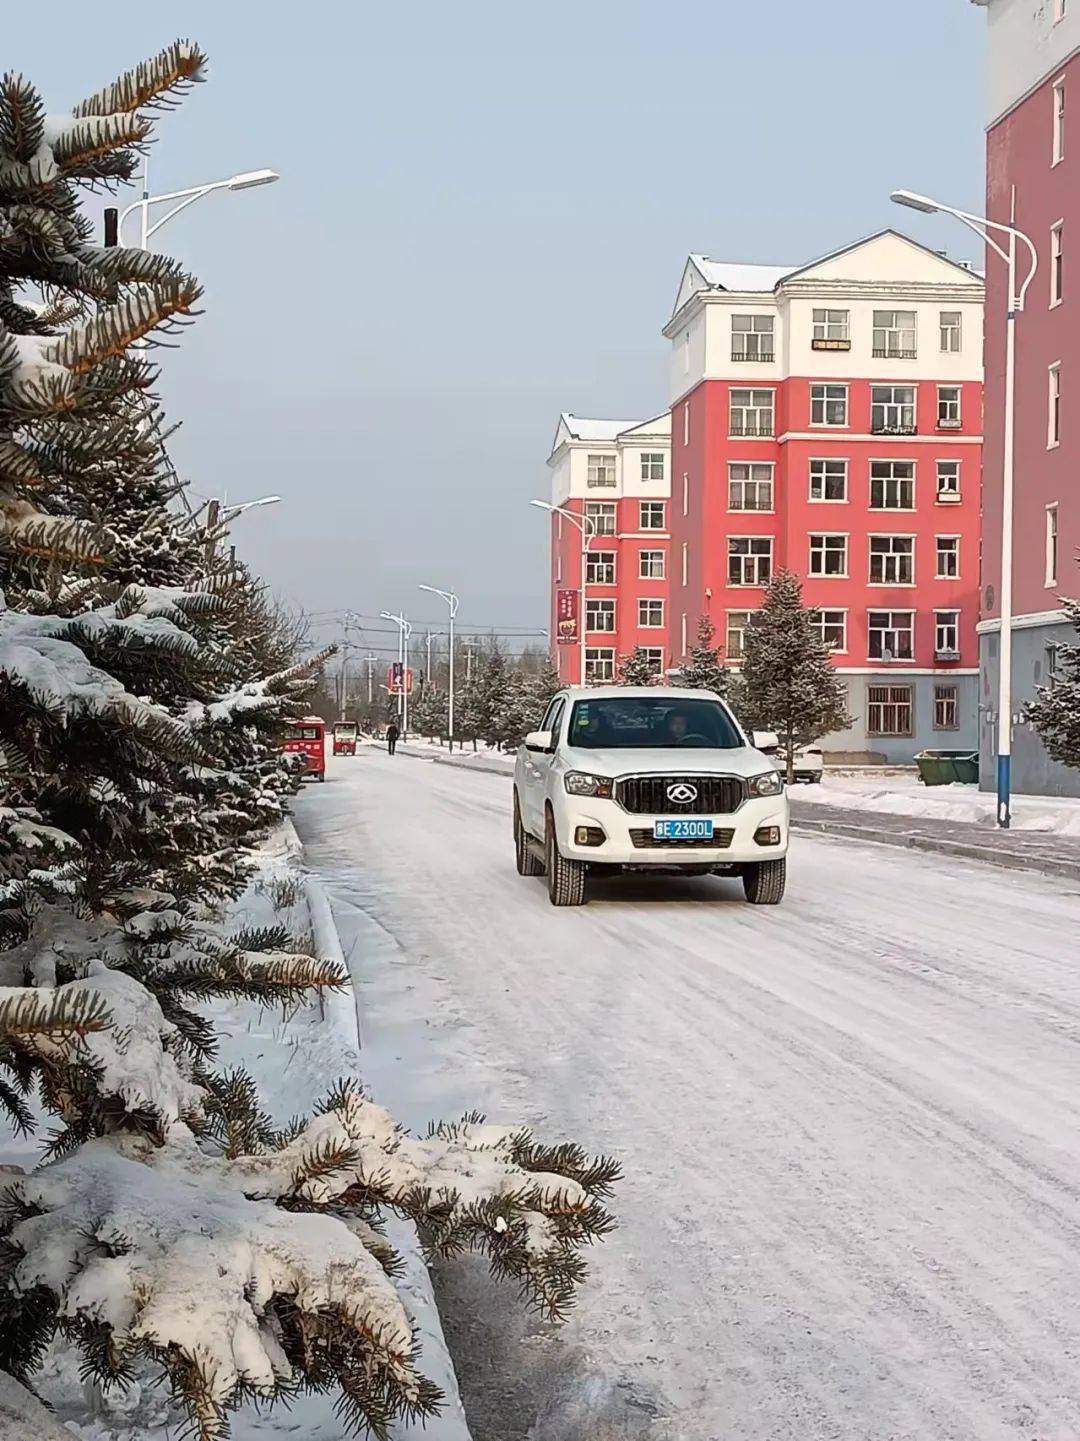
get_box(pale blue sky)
[10,1,986,647]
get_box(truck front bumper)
[556,794,789,865]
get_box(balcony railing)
[728,421,775,437]
[731,349,775,362]
[586,476,617,487]
[871,420,917,436]
[935,647,961,662]
[937,417,962,430]
[872,347,917,359]
[812,337,851,351]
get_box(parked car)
[512,687,789,907]
[755,730,824,784]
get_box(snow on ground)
[295,747,1080,1441]
[793,771,1080,834]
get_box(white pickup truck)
[513,686,789,907]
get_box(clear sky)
[9,1,987,652]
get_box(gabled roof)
[687,256,798,293]
[558,412,642,442]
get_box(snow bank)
[795,773,1080,835]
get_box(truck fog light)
[575,826,606,847]
[754,825,781,847]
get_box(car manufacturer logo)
[667,782,698,805]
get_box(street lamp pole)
[419,585,460,750]
[890,188,1037,829]
[530,500,597,686]
[114,158,280,249]
[380,611,413,736]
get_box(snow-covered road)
[294,749,1080,1441]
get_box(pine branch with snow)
[1028,594,1080,770]
[678,615,730,694]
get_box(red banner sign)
[387,664,414,695]
[556,589,580,645]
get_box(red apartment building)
[973,0,1080,795]
[663,231,985,761]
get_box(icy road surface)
[294,749,1080,1441]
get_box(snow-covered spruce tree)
[1028,592,1080,768]
[618,645,661,686]
[740,570,850,782]
[679,615,729,694]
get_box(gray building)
[979,617,1079,797]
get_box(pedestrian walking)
[386,722,400,756]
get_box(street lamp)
[117,160,280,249]
[380,610,413,736]
[419,585,460,751]
[201,494,281,561]
[890,188,1038,828]
[530,499,597,686]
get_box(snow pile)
[794,773,1080,836]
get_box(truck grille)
[615,775,744,815]
[629,828,735,849]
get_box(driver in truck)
[666,711,689,744]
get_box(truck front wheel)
[545,811,587,907]
[742,857,786,905]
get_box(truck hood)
[562,746,776,780]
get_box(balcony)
[872,348,917,360]
[728,422,775,438]
[731,349,775,363]
[812,337,851,351]
[871,421,917,436]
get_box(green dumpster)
[915,749,979,786]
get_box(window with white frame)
[640,500,666,530]
[868,683,913,735]
[868,611,914,661]
[586,598,615,632]
[871,385,916,434]
[728,462,774,511]
[585,501,616,535]
[680,612,688,655]
[1047,504,1059,586]
[729,388,774,436]
[936,460,961,502]
[681,540,688,586]
[585,647,616,682]
[1054,78,1066,165]
[810,383,848,426]
[682,471,688,516]
[728,536,773,587]
[812,309,850,348]
[731,314,775,361]
[726,610,751,662]
[555,552,562,583]
[1049,363,1062,446]
[639,549,665,580]
[936,535,960,579]
[586,453,616,487]
[940,311,962,352]
[683,400,690,443]
[639,647,664,676]
[640,451,665,482]
[809,457,848,501]
[811,609,847,652]
[870,460,915,509]
[934,683,959,731]
[935,610,960,655]
[869,535,914,585]
[586,551,615,584]
[809,534,848,577]
[638,598,664,628]
[872,310,917,359]
[937,386,962,428]
[1051,222,1064,305]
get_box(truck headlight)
[564,772,613,799]
[747,770,784,798]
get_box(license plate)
[654,818,714,841]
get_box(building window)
[1049,363,1062,446]
[812,609,847,652]
[729,388,774,437]
[937,386,962,428]
[810,383,848,427]
[871,385,917,434]
[935,610,960,656]
[640,501,666,531]
[1047,642,1061,686]
[1047,504,1059,586]
[726,611,751,661]
[809,534,848,577]
[1051,222,1064,306]
[682,472,689,516]
[1054,78,1066,166]
[731,314,775,361]
[728,536,773,587]
[683,400,690,443]
[681,540,688,586]
[870,460,915,510]
[872,309,917,359]
[812,309,850,349]
[586,599,616,632]
[585,647,616,683]
[869,535,915,585]
[809,457,848,502]
[638,647,664,676]
[935,536,960,579]
[639,549,665,580]
[868,683,914,736]
[556,552,562,583]
[940,311,962,352]
[586,453,616,487]
[585,501,616,536]
[934,683,959,731]
[638,598,664,628]
[641,451,665,482]
[728,462,774,511]
[868,611,914,661]
[680,612,687,655]
[936,461,961,503]
[586,551,615,584]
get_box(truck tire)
[743,857,786,905]
[545,810,587,907]
[514,792,544,877]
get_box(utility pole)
[366,654,377,705]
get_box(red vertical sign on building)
[556,588,580,645]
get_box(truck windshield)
[567,697,742,750]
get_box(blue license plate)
[654,818,714,841]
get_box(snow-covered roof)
[688,256,797,292]
[558,413,643,442]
